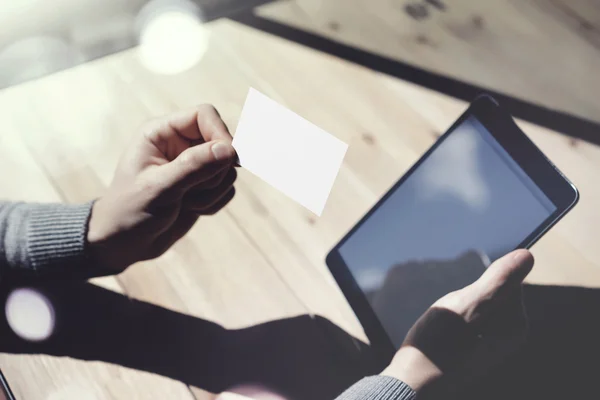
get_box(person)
[0,105,534,400]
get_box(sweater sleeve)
[0,201,101,279]
[335,376,417,400]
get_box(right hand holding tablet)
[382,249,534,393]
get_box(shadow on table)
[0,280,599,400]
[0,280,375,400]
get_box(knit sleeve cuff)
[27,202,94,272]
[335,376,417,400]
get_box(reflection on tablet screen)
[338,116,556,348]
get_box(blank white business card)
[233,88,348,216]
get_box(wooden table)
[0,18,599,400]
[257,0,600,129]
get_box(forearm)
[0,201,105,279]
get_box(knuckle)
[178,148,199,170]
[140,119,173,152]
[199,104,226,129]
[197,103,218,116]
[140,119,162,141]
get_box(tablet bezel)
[0,368,16,400]
[326,94,579,369]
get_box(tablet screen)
[338,116,556,348]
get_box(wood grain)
[257,0,600,127]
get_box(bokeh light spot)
[136,0,209,75]
[5,288,55,342]
[218,385,288,400]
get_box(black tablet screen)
[338,115,556,348]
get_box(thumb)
[472,249,534,299]
[432,250,533,326]
[157,140,236,193]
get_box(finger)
[184,177,236,212]
[192,166,237,191]
[186,187,236,215]
[191,169,228,191]
[473,250,534,299]
[157,140,236,194]
[167,104,233,143]
[152,211,200,258]
[200,188,236,215]
[140,118,190,162]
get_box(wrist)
[381,346,442,392]
[87,198,125,273]
[87,198,106,245]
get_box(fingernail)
[212,142,233,161]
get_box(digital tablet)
[0,369,16,400]
[326,95,579,368]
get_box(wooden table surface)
[0,18,599,400]
[258,0,600,127]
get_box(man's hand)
[87,105,237,272]
[382,249,534,392]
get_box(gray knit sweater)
[0,201,416,400]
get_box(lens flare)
[217,385,287,400]
[136,0,209,75]
[5,288,56,342]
